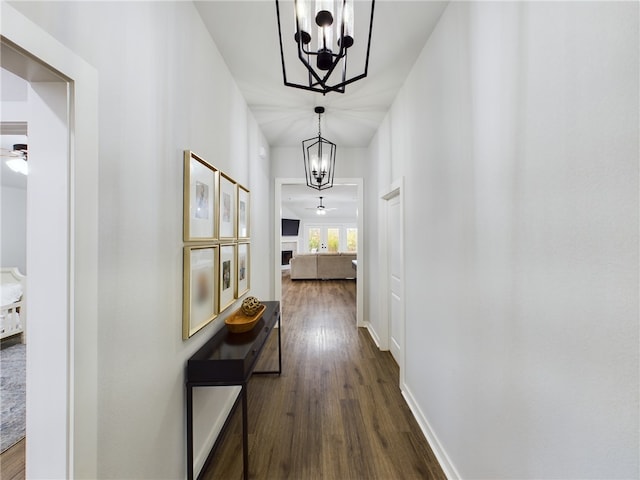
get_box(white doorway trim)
[1,4,99,478]
[274,177,364,327]
[379,177,405,388]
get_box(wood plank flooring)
[0,275,446,479]
[199,273,446,479]
[0,438,25,480]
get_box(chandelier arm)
[307,50,313,89]
[297,53,347,93]
[292,0,327,88]
[321,70,367,93]
[283,81,329,94]
[301,44,347,88]
[318,0,374,93]
[299,45,346,66]
[297,45,329,88]
[318,54,344,87]
[312,23,348,84]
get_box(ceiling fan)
[1,144,28,175]
[305,196,337,215]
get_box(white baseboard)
[365,323,383,349]
[194,386,242,478]
[401,384,461,480]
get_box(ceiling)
[195,1,447,221]
[1,2,449,211]
[195,1,447,148]
[282,183,358,220]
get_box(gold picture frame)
[183,151,218,242]
[236,242,250,298]
[237,183,250,239]
[218,172,237,241]
[183,245,218,339]
[219,243,237,312]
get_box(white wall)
[0,186,26,273]
[367,2,638,478]
[10,2,271,478]
[281,204,299,220]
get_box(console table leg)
[277,316,282,375]
[242,383,249,480]
[187,385,194,480]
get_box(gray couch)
[289,253,357,280]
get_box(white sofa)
[289,253,357,280]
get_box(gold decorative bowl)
[225,303,266,333]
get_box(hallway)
[201,274,445,479]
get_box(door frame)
[1,4,99,477]
[379,177,405,388]
[274,177,364,327]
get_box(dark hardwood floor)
[200,272,446,479]
[1,274,445,479]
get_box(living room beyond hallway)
[199,272,444,479]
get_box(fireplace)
[281,250,293,266]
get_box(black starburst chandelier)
[303,106,336,191]
[275,0,375,95]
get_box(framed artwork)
[183,151,217,242]
[237,184,250,239]
[218,172,237,240]
[183,245,218,339]
[219,243,237,312]
[236,242,250,297]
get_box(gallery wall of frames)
[182,150,251,339]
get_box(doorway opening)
[1,39,72,478]
[274,178,364,327]
[1,5,99,477]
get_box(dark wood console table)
[186,301,281,480]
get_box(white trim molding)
[1,4,99,478]
[402,385,461,480]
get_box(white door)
[387,193,402,364]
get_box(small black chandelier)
[303,106,336,191]
[275,0,375,95]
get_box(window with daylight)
[308,227,321,252]
[305,225,357,253]
[346,228,357,252]
[327,228,340,253]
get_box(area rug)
[0,342,26,453]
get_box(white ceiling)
[196,1,447,219]
[195,0,448,148]
[1,2,449,208]
[282,183,358,219]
